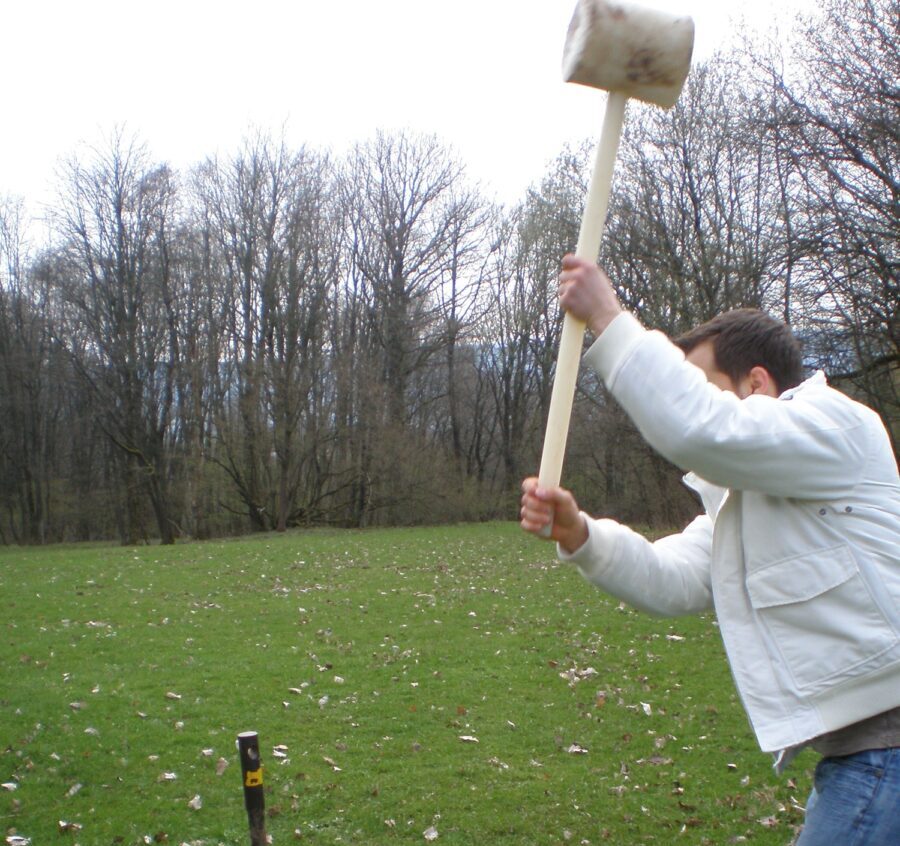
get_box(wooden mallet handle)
[537,91,626,536]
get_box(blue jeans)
[795,748,900,845]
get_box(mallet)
[538,0,694,533]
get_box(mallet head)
[563,0,694,109]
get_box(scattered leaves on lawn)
[1,523,815,843]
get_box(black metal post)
[237,731,266,846]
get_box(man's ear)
[747,366,778,398]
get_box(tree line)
[0,0,896,545]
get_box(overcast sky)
[2,0,814,212]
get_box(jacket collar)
[779,369,826,400]
[683,472,728,520]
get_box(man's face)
[685,339,750,398]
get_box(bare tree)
[344,132,463,419]
[50,130,181,544]
[192,133,340,532]
[267,149,342,529]
[478,211,543,493]
[163,218,221,539]
[432,188,491,467]
[338,130,475,523]
[476,176,577,497]
[0,197,64,543]
[762,0,899,451]
[606,57,790,332]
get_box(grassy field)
[1,522,814,845]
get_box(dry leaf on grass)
[559,666,599,688]
[58,820,83,833]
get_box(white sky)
[2,0,813,213]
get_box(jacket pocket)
[746,545,899,691]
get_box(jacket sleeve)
[583,313,871,499]
[559,513,714,617]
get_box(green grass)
[1,523,814,844]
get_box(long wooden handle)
[537,91,627,535]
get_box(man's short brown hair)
[674,309,804,394]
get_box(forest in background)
[0,0,896,545]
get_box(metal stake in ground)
[237,731,267,846]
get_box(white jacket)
[561,313,900,759]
